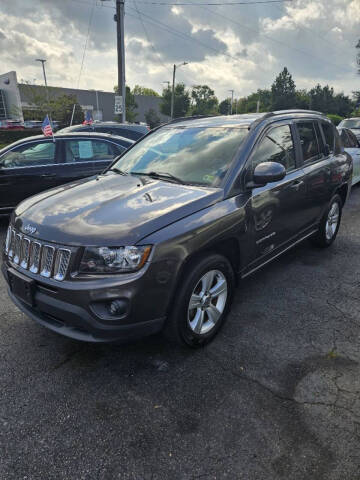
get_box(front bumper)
[2,262,168,343]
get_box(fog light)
[108,299,127,316]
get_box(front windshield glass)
[110,126,248,186]
[340,119,360,129]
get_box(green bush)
[0,129,42,147]
[326,114,344,126]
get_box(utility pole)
[256,100,260,113]
[171,62,188,120]
[229,90,234,115]
[115,0,126,123]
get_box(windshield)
[110,126,248,186]
[340,119,360,129]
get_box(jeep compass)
[2,110,352,347]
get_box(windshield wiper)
[108,167,128,175]
[131,171,185,185]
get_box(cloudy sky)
[0,0,359,100]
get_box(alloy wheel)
[188,269,228,335]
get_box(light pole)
[229,89,234,115]
[171,62,188,120]
[36,58,50,105]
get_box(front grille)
[4,227,72,282]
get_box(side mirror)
[249,161,286,188]
[323,144,331,156]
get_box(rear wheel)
[164,254,235,347]
[311,194,342,248]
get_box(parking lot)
[0,188,359,480]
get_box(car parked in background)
[0,132,133,215]
[24,120,43,129]
[338,118,360,141]
[2,110,352,347]
[57,122,149,141]
[0,120,25,130]
[338,127,360,185]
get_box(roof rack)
[248,109,325,130]
[166,115,217,125]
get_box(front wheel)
[311,194,342,248]
[164,254,235,347]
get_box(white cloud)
[0,0,358,101]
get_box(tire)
[310,194,342,248]
[163,253,235,347]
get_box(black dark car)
[0,132,134,216]
[2,110,352,347]
[57,122,149,141]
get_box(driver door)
[246,122,307,262]
[0,139,60,212]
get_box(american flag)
[83,110,93,125]
[42,115,53,137]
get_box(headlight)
[79,245,152,273]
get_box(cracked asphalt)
[1,188,360,480]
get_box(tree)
[49,94,83,126]
[219,98,231,115]
[160,83,190,118]
[271,67,296,110]
[356,39,360,75]
[191,85,218,115]
[145,108,161,129]
[133,85,159,97]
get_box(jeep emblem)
[23,224,37,235]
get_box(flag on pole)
[83,110,93,125]
[42,115,53,137]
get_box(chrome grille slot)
[54,249,71,281]
[5,228,72,281]
[29,242,41,274]
[4,226,11,254]
[13,233,22,264]
[40,245,55,278]
[20,237,31,269]
[8,229,16,259]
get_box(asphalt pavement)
[1,188,360,479]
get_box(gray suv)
[2,110,352,347]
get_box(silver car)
[338,118,360,142]
[338,127,360,185]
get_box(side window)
[321,122,335,153]
[339,129,350,148]
[297,122,322,164]
[347,130,359,148]
[92,140,118,160]
[251,124,295,172]
[0,141,55,169]
[64,139,118,163]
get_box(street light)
[36,59,50,104]
[171,62,188,120]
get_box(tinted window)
[339,129,350,148]
[251,124,295,172]
[64,139,118,163]
[96,127,143,140]
[321,122,335,152]
[297,122,321,164]
[112,127,248,186]
[346,130,359,148]
[0,141,56,168]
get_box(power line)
[127,0,293,4]
[200,4,351,72]
[76,0,96,88]
[132,0,169,69]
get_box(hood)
[14,173,222,246]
